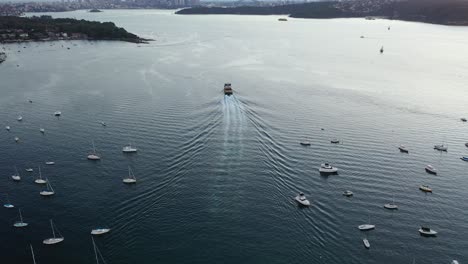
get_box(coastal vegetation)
[0,15,147,43]
[176,0,468,26]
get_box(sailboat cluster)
[296,130,468,251]
[2,108,140,263]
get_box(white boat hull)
[43,237,64,245]
[123,178,136,184]
[384,204,398,210]
[419,228,437,236]
[35,179,47,184]
[87,154,101,160]
[11,175,21,181]
[319,168,338,173]
[40,191,55,196]
[358,224,375,231]
[91,228,111,235]
[295,196,310,206]
[14,222,28,228]
[363,239,370,249]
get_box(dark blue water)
[1,10,468,264]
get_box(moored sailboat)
[43,219,64,245]
[123,166,137,184]
[13,209,28,228]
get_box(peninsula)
[176,0,468,26]
[0,15,148,43]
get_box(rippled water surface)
[1,9,468,264]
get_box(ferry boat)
[224,83,233,95]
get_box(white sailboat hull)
[358,224,375,231]
[14,222,28,228]
[384,203,398,210]
[91,228,111,235]
[123,178,137,184]
[35,179,47,184]
[40,191,55,196]
[43,238,64,245]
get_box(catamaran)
[40,179,55,196]
[43,219,64,245]
[87,140,101,160]
[35,166,47,184]
[123,166,137,184]
[13,209,28,228]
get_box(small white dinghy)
[294,192,311,206]
[419,226,437,236]
[363,238,370,249]
[11,166,21,181]
[122,144,137,153]
[13,209,28,228]
[452,260,460,264]
[40,179,55,196]
[54,111,61,117]
[35,166,47,184]
[40,128,45,133]
[91,228,111,235]
[25,168,33,172]
[5,126,10,131]
[300,141,311,146]
[45,161,55,165]
[17,116,23,121]
[434,144,448,151]
[319,163,338,174]
[14,136,19,143]
[43,219,64,245]
[425,165,437,175]
[343,190,353,197]
[123,166,137,184]
[87,140,101,160]
[330,139,340,144]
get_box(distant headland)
[176,0,468,26]
[0,15,150,43]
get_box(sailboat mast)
[38,166,42,179]
[92,237,99,264]
[50,219,56,238]
[30,244,36,264]
[19,209,23,222]
[92,140,97,154]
